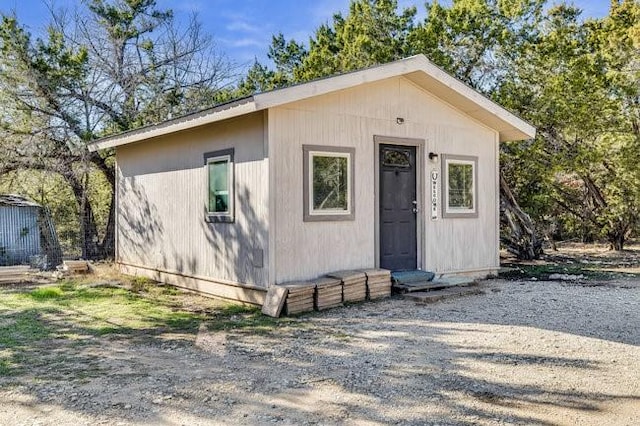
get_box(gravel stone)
[1,278,639,425]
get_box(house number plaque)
[431,170,438,220]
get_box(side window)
[442,154,478,218]
[204,148,234,223]
[303,145,355,222]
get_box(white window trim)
[204,148,234,223]
[303,145,356,222]
[308,151,352,216]
[442,154,478,219]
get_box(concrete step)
[391,270,436,285]
[393,276,477,293]
[403,286,484,303]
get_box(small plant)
[160,285,179,296]
[130,276,154,293]
[29,286,64,300]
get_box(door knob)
[412,200,418,214]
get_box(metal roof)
[0,194,42,208]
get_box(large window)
[204,148,234,222]
[303,145,355,221]
[442,154,478,218]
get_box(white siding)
[116,112,269,287]
[269,76,499,283]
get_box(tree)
[298,0,416,79]
[498,2,640,250]
[234,0,417,93]
[234,34,307,96]
[411,0,547,258]
[411,0,545,91]
[0,0,233,258]
[226,0,548,258]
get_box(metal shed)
[0,194,62,268]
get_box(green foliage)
[233,0,416,93]
[411,0,545,90]
[1,0,638,257]
[130,275,154,292]
[0,167,112,256]
[230,0,640,252]
[299,0,416,79]
[498,1,640,249]
[312,155,348,210]
[0,0,232,259]
[29,286,65,300]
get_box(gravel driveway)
[1,278,639,425]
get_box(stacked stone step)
[281,281,315,315]
[312,276,343,311]
[362,269,392,300]
[326,270,367,303]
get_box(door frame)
[373,135,425,270]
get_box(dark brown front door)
[379,144,417,271]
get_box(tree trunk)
[100,189,116,258]
[91,152,116,258]
[607,218,630,251]
[499,175,543,260]
[61,166,101,259]
[609,234,625,251]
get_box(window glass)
[442,155,477,218]
[448,162,474,209]
[204,149,234,222]
[312,154,349,211]
[208,159,229,213]
[303,145,355,221]
[381,148,411,168]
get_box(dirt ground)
[1,246,640,425]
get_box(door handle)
[412,200,418,214]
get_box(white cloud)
[219,37,265,48]
[226,20,262,34]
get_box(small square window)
[303,145,355,221]
[204,148,234,222]
[442,154,478,218]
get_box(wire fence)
[0,197,113,269]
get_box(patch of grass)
[29,287,64,300]
[130,276,154,293]
[0,310,54,376]
[219,304,259,316]
[0,277,302,380]
[500,262,640,281]
[0,359,12,376]
[1,281,207,343]
[0,310,52,347]
[206,303,296,334]
[160,285,179,296]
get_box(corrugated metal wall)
[0,206,42,266]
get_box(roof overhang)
[88,54,535,152]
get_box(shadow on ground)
[1,279,639,425]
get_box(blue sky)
[1,0,613,69]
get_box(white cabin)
[89,55,535,305]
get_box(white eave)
[88,54,535,152]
